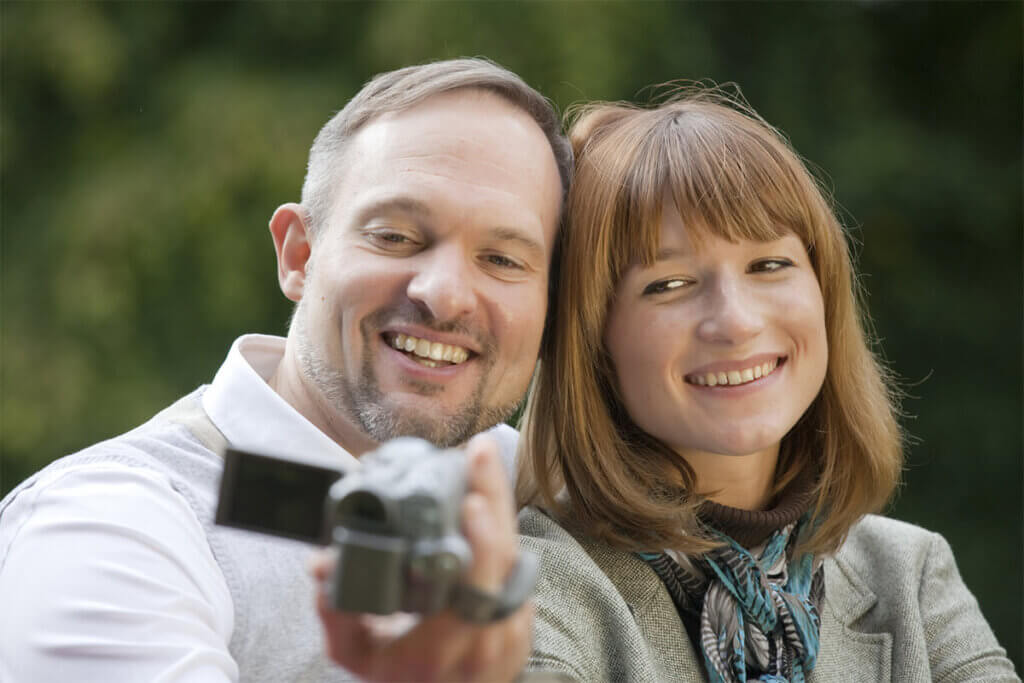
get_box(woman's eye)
[485,253,523,269]
[642,278,689,295]
[750,258,794,274]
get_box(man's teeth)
[690,359,780,387]
[391,333,469,365]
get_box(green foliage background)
[2,1,1021,668]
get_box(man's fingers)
[374,606,530,683]
[462,435,519,593]
[462,493,508,592]
[313,549,484,681]
[465,435,515,525]
[311,548,399,676]
[315,581,376,673]
[308,547,336,582]
[378,612,475,682]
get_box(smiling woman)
[606,228,828,511]
[521,91,895,558]
[516,89,1019,682]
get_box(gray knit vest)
[1,388,356,682]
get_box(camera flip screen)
[216,448,342,544]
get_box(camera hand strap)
[451,550,539,623]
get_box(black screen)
[215,448,342,544]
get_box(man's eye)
[750,258,794,274]
[366,230,416,248]
[642,278,688,295]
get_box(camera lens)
[339,491,388,532]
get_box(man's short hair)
[301,57,573,237]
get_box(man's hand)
[310,434,532,682]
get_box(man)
[0,58,571,682]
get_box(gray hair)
[300,57,573,236]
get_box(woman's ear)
[269,203,312,302]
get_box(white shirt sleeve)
[0,463,238,682]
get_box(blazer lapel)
[581,539,706,680]
[810,554,893,682]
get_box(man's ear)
[269,203,312,302]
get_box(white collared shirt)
[0,334,517,682]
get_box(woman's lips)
[685,356,787,387]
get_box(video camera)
[214,437,537,621]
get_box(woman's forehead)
[646,199,799,258]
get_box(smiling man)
[270,87,564,456]
[0,59,571,682]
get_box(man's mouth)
[685,357,786,387]
[384,332,472,369]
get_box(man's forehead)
[351,91,536,161]
[332,91,562,245]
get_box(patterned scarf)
[639,515,824,683]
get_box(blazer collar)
[578,536,706,678]
[578,535,893,681]
[825,549,878,624]
[811,552,893,681]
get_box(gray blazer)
[520,508,1018,682]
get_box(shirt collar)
[201,334,359,472]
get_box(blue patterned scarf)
[639,515,824,682]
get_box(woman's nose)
[695,278,764,345]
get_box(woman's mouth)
[685,357,787,387]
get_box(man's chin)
[355,401,481,449]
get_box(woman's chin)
[676,433,783,461]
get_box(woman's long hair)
[517,87,903,555]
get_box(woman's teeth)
[390,333,470,367]
[688,358,780,387]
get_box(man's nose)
[406,247,477,322]
[695,277,764,345]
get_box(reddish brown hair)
[517,89,903,555]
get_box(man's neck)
[267,339,378,458]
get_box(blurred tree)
[2,0,1020,668]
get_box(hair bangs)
[612,124,672,275]
[571,106,667,281]
[660,106,815,252]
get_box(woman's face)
[604,204,828,463]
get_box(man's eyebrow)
[487,226,546,260]
[355,197,434,223]
[353,200,545,257]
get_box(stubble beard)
[293,302,520,448]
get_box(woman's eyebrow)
[654,247,690,262]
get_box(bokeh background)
[2,0,1021,668]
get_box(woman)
[517,90,1017,682]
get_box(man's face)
[293,91,562,449]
